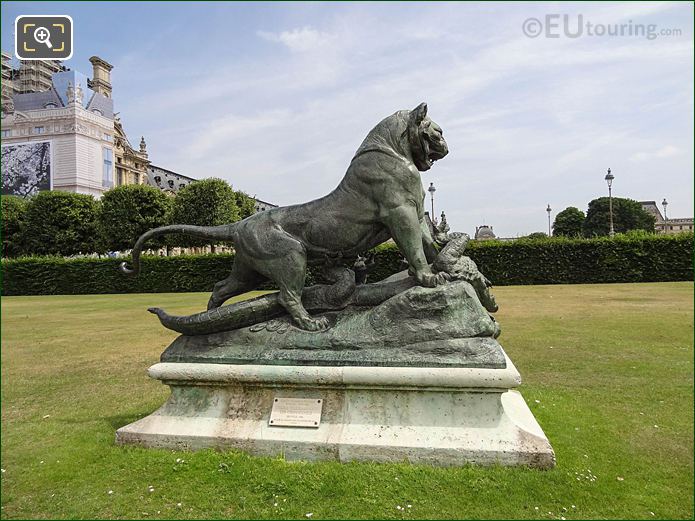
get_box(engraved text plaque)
[269,397,323,428]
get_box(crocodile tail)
[120,223,238,276]
[147,292,283,335]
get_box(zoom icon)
[15,15,73,60]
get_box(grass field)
[1,282,693,519]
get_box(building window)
[102,147,113,188]
[92,109,103,116]
[34,126,45,134]
[1,129,10,138]
[44,103,57,109]
[103,133,112,142]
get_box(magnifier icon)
[33,26,53,49]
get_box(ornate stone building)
[114,119,150,187]
[145,164,195,194]
[640,201,694,234]
[474,225,496,240]
[1,54,152,197]
[1,62,115,197]
[1,52,278,210]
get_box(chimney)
[89,56,113,98]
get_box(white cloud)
[257,27,335,52]
[630,145,681,162]
[108,2,693,236]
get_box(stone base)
[116,353,555,468]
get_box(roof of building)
[12,88,63,111]
[254,198,278,207]
[148,164,197,182]
[475,225,496,240]
[10,69,114,118]
[85,92,114,118]
[146,164,196,193]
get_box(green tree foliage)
[526,232,549,240]
[583,197,656,237]
[98,185,172,252]
[234,190,257,220]
[22,191,102,256]
[170,178,240,247]
[1,195,28,257]
[553,206,586,237]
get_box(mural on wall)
[1,142,51,197]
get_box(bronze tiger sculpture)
[121,103,449,331]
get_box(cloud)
[630,145,681,162]
[257,26,335,52]
[106,2,693,236]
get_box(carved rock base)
[116,350,555,468]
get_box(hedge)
[1,233,692,296]
[468,233,693,285]
[0,255,236,296]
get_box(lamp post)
[605,168,615,237]
[546,204,552,236]
[662,198,668,220]
[428,182,436,222]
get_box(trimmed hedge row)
[1,233,692,296]
[0,255,236,296]
[466,233,693,285]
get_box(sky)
[2,1,693,237]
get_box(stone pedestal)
[116,350,555,468]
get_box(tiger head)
[406,102,449,172]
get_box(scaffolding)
[16,58,65,94]
[1,51,66,108]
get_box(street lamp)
[605,168,615,237]
[546,204,552,236]
[662,198,668,220]
[428,182,436,222]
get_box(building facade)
[2,53,278,211]
[1,54,152,198]
[1,63,115,197]
[114,119,150,187]
[145,164,196,194]
[640,201,694,234]
[474,225,496,240]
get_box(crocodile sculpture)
[148,234,498,336]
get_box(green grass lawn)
[1,282,693,519]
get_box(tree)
[583,197,655,237]
[526,232,548,240]
[22,191,102,256]
[553,206,585,237]
[1,195,28,257]
[234,190,257,220]
[98,184,172,252]
[170,178,240,249]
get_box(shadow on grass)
[102,411,151,430]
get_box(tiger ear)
[410,102,428,125]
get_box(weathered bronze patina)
[122,103,449,331]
